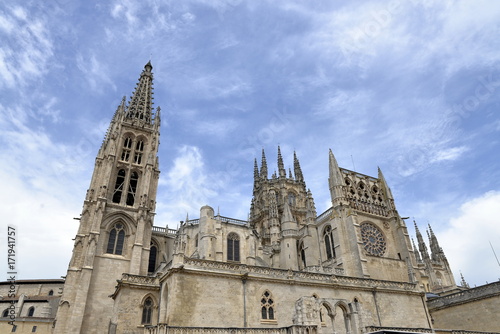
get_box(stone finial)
[277,146,286,178]
[260,148,268,179]
[294,151,304,182]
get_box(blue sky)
[1,1,500,288]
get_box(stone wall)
[428,281,500,332]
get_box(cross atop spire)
[125,62,156,125]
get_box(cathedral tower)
[249,147,318,269]
[54,62,161,334]
[325,149,416,281]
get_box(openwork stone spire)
[415,221,430,260]
[126,61,155,124]
[294,151,304,182]
[277,146,286,178]
[260,149,268,179]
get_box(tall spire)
[414,221,430,260]
[260,149,268,179]
[428,223,446,262]
[294,151,304,182]
[277,146,286,178]
[412,238,422,262]
[328,149,343,188]
[125,61,155,124]
[253,158,259,193]
[377,167,394,200]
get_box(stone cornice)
[162,257,419,294]
[427,281,500,311]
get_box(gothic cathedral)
[53,63,458,334]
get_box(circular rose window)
[360,223,386,256]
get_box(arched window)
[48,290,54,296]
[261,290,275,320]
[107,223,125,255]
[227,233,240,262]
[2,309,8,317]
[141,297,153,324]
[126,171,139,206]
[148,243,157,273]
[120,137,132,162]
[324,225,336,260]
[299,241,307,268]
[288,193,296,207]
[134,140,145,164]
[112,169,126,204]
[27,307,35,317]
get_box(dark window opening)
[121,137,132,162]
[48,290,53,296]
[261,290,275,320]
[134,140,144,164]
[148,244,157,273]
[126,171,139,206]
[2,309,8,317]
[324,225,336,260]
[142,297,153,324]
[32,326,37,332]
[107,223,125,255]
[300,244,307,268]
[227,233,240,262]
[112,169,126,204]
[27,307,34,317]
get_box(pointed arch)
[106,222,126,255]
[260,290,275,321]
[299,240,307,269]
[148,240,158,273]
[227,232,240,262]
[333,301,352,334]
[2,308,8,317]
[319,302,334,328]
[112,169,126,203]
[27,306,35,317]
[134,136,147,165]
[323,225,336,260]
[126,170,139,206]
[141,296,154,324]
[120,135,134,162]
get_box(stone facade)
[4,63,492,333]
[0,279,63,334]
[428,281,500,332]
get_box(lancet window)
[120,137,132,162]
[261,290,275,320]
[112,169,126,204]
[227,233,240,262]
[148,242,158,273]
[134,140,144,164]
[27,307,35,317]
[141,297,153,324]
[126,171,139,206]
[107,223,125,255]
[324,225,336,260]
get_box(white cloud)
[0,4,53,89]
[76,53,116,92]
[431,146,468,163]
[439,191,500,287]
[156,146,219,226]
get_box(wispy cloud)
[0,4,54,89]
[439,191,500,286]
